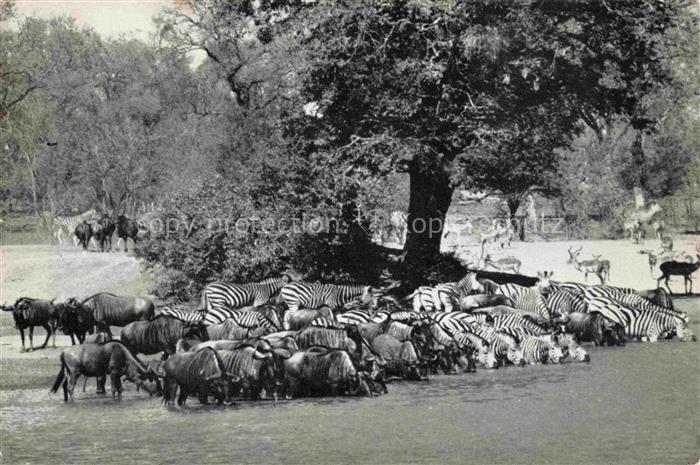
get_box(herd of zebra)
[4,267,694,406]
[51,209,143,252]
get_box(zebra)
[52,209,98,246]
[431,311,479,334]
[474,326,526,366]
[280,283,376,330]
[492,314,548,336]
[584,284,689,322]
[309,317,346,329]
[406,273,483,312]
[586,296,693,342]
[546,289,587,316]
[205,309,279,328]
[201,275,294,323]
[495,283,551,320]
[519,334,564,364]
[550,281,588,295]
[159,306,206,324]
[337,309,391,326]
[612,291,688,324]
[557,333,590,362]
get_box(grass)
[1,214,53,246]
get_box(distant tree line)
[1,0,698,299]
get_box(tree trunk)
[403,160,454,267]
[506,196,525,241]
[22,150,39,216]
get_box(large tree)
[292,0,696,265]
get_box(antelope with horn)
[657,244,700,295]
[566,246,610,284]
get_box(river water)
[2,301,698,465]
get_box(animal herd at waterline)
[2,260,697,408]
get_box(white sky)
[12,0,172,39]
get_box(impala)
[657,245,700,295]
[566,246,610,284]
[483,254,522,274]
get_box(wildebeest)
[282,347,378,398]
[161,347,229,406]
[50,341,155,401]
[371,334,431,381]
[81,293,155,335]
[217,345,289,400]
[120,315,207,358]
[1,297,57,351]
[74,221,93,251]
[54,298,96,344]
[93,214,115,252]
[295,324,379,364]
[116,215,139,252]
[563,312,625,346]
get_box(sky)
[12,0,172,39]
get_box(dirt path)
[0,244,154,303]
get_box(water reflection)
[2,310,698,465]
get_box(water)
[2,303,699,464]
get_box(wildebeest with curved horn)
[282,347,380,399]
[161,347,229,406]
[371,334,433,381]
[81,293,154,335]
[54,298,96,344]
[1,298,57,351]
[120,315,207,359]
[217,345,290,400]
[50,341,156,401]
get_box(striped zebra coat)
[406,273,483,312]
[492,314,548,336]
[201,276,292,323]
[586,296,693,342]
[52,209,99,246]
[546,289,587,316]
[159,307,206,325]
[495,283,551,320]
[281,283,374,330]
[519,335,564,364]
[584,285,688,323]
[474,326,525,367]
[205,309,280,330]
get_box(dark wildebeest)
[81,293,154,335]
[160,347,229,406]
[54,298,96,344]
[371,334,433,381]
[217,345,290,400]
[93,214,115,252]
[563,312,625,346]
[120,315,207,359]
[1,298,57,351]
[282,347,382,399]
[50,341,155,401]
[295,324,384,372]
[116,215,139,252]
[74,221,93,251]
